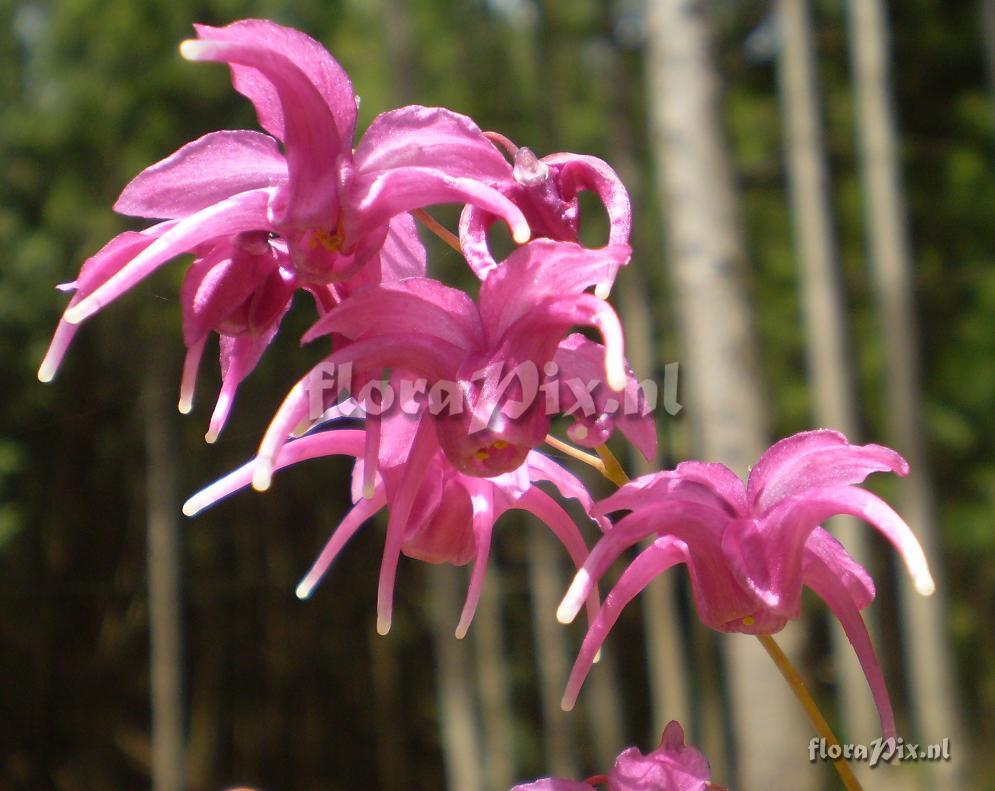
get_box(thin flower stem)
[757,633,864,791]
[413,208,462,254]
[594,444,629,487]
[544,435,606,474]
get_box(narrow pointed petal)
[296,489,387,599]
[561,538,686,710]
[455,490,496,638]
[558,501,723,624]
[65,189,274,325]
[457,202,499,279]
[302,279,482,351]
[804,539,896,738]
[525,450,607,529]
[346,167,530,247]
[114,130,287,219]
[178,336,208,414]
[542,153,632,249]
[38,318,80,383]
[747,429,909,512]
[376,415,436,634]
[181,38,340,226]
[193,20,357,147]
[182,430,364,516]
[763,485,934,597]
[354,106,512,181]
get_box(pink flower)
[556,431,935,737]
[40,19,528,435]
[512,720,718,791]
[183,402,602,636]
[459,135,632,297]
[249,240,654,491]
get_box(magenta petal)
[182,37,341,226]
[114,130,287,220]
[561,538,686,711]
[594,465,746,520]
[296,489,387,600]
[375,212,427,283]
[543,152,633,249]
[511,780,593,791]
[525,450,608,530]
[762,484,934,597]
[454,486,496,638]
[803,535,896,738]
[64,188,274,325]
[354,106,512,181]
[302,279,483,351]
[193,20,357,147]
[457,202,498,279]
[376,415,436,634]
[346,166,530,246]
[182,429,365,516]
[747,429,909,513]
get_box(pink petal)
[525,450,608,530]
[302,279,483,351]
[594,464,747,519]
[511,780,593,791]
[376,415,437,634]
[561,538,686,711]
[457,202,499,279]
[543,153,632,249]
[345,166,530,247]
[803,534,896,738]
[375,212,427,283]
[454,486,496,638]
[193,20,357,147]
[296,489,387,600]
[553,333,658,461]
[747,430,909,513]
[181,37,341,227]
[182,429,365,516]
[64,188,274,326]
[761,484,934,597]
[114,130,287,219]
[354,106,512,181]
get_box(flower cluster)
[42,18,938,789]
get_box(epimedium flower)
[459,132,632,296]
[556,430,935,738]
[511,720,722,791]
[248,239,654,492]
[40,18,529,436]
[182,401,603,637]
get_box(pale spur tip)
[295,581,313,600]
[572,425,588,440]
[607,361,627,393]
[512,224,531,245]
[204,429,219,444]
[181,497,201,518]
[37,360,56,383]
[916,575,936,597]
[376,615,392,636]
[594,281,612,300]
[177,395,193,415]
[362,481,376,500]
[557,574,587,624]
[179,40,211,60]
[560,694,576,712]
[593,648,602,664]
[454,621,469,640]
[63,303,90,325]
[252,459,273,492]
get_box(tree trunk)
[845,1,967,786]
[775,0,883,768]
[645,2,815,788]
[527,527,580,779]
[472,565,516,790]
[982,0,995,117]
[429,565,484,791]
[144,354,185,791]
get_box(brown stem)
[413,208,462,254]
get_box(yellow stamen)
[742,616,755,626]
[493,440,508,450]
[474,449,490,461]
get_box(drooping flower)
[511,720,720,791]
[183,399,602,636]
[556,430,935,738]
[249,240,655,492]
[459,133,632,296]
[40,19,529,436]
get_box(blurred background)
[1,0,992,789]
